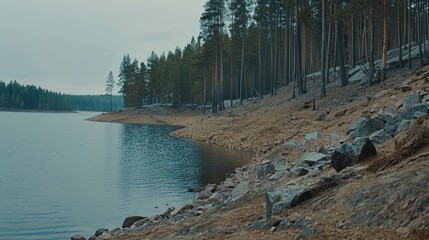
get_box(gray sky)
[0,0,204,95]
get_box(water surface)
[0,111,251,240]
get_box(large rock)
[132,218,149,228]
[331,138,377,172]
[347,117,385,139]
[94,228,108,237]
[258,163,276,179]
[283,140,300,150]
[231,181,253,201]
[265,185,315,219]
[403,92,421,109]
[385,103,429,136]
[395,120,414,135]
[347,118,368,135]
[71,235,86,240]
[300,152,330,167]
[122,216,146,229]
[272,158,289,171]
[304,132,321,141]
[195,189,213,200]
[369,129,392,145]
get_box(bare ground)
[88,63,429,240]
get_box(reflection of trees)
[195,142,252,185]
[118,124,252,194]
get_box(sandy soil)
[87,63,429,240]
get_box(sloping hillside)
[85,63,429,240]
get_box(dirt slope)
[87,63,429,240]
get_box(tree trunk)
[204,68,207,115]
[350,14,356,69]
[417,0,424,66]
[230,15,234,108]
[398,0,403,68]
[381,0,389,81]
[284,14,289,86]
[408,0,412,68]
[240,24,245,105]
[369,6,375,84]
[295,0,304,95]
[336,0,348,87]
[321,0,327,98]
[326,0,334,83]
[258,20,262,99]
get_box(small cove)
[0,111,252,240]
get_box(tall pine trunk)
[321,0,327,98]
[398,0,403,68]
[417,0,424,66]
[295,0,304,95]
[369,6,375,84]
[240,24,245,104]
[408,0,412,68]
[335,0,348,87]
[381,0,389,81]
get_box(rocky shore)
[78,64,429,240]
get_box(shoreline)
[0,108,76,113]
[80,63,429,240]
[86,108,202,127]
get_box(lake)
[0,111,252,240]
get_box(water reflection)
[118,124,252,189]
[119,124,200,193]
[195,143,253,185]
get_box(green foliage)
[116,0,427,111]
[0,80,72,111]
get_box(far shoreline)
[0,108,77,114]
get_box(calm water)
[0,111,251,240]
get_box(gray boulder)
[258,163,276,179]
[413,111,427,118]
[403,92,421,109]
[231,181,253,201]
[369,129,392,145]
[283,140,300,149]
[386,106,397,115]
[132,218,149,228]
[265,185,314,219]
[385,103,429,136]
[294,167,310,177]
[300,152,330,167]
[331,138,377,172]
[71,235,86,240]
[304,132,321,141]
[395,120,414,135]
[347,118,368,135]
[195,189,213,200]
[94,228,108,237]
[272,158,289,171]
[109,228,122,235]
[122,216,146,229]
[347,117,385,139]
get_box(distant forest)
[0,80,123,112]
[116,0,429,112]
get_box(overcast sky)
[0,0,204,95]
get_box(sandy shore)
[87,107,203,127]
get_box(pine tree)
[105,71,115,112]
